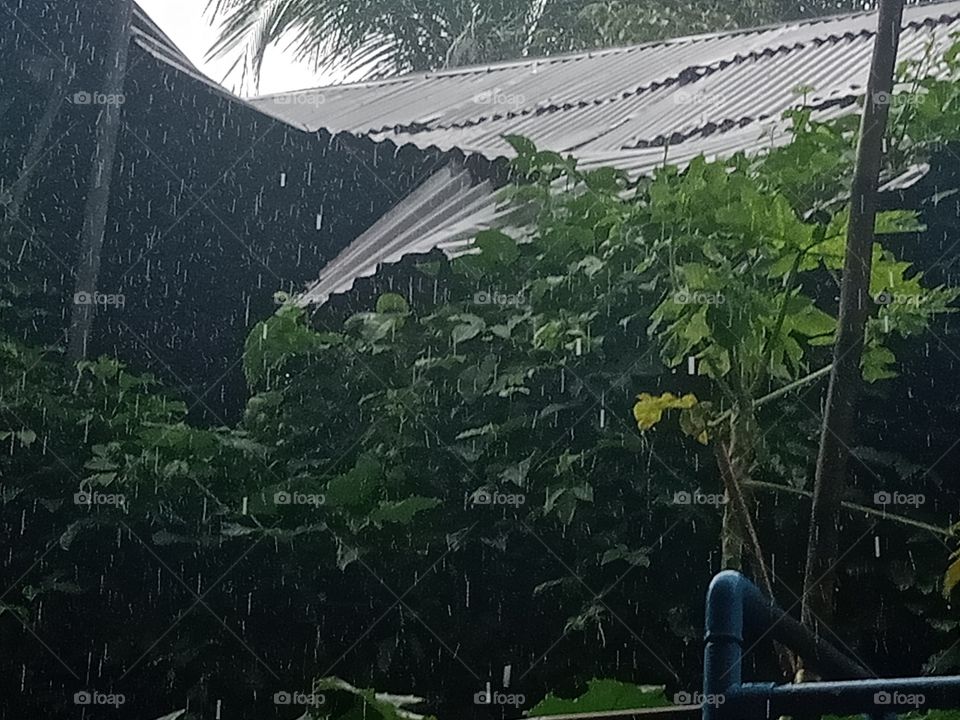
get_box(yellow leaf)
[633,392,698,431]
[944,552,960,598]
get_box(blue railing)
[702,570,960,720]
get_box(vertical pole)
[802,0,906,634]
[704,571,746,720]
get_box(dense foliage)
[3,33,960,720]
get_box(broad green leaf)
[527,679,668,716]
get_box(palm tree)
[204,0,543,88]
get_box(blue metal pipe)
[703,571,748,719]
[703,571,870,685]
[727,678,960,717]
[701,571,960,720]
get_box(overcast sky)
[138,0,336,96]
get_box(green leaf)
[945,552,960,598]
[862,344,897,383]
[244,305,332,388]
[527,679,669,716]
[376,293,410,314]
[682,307,710,346]
[600,545,651,568]
[789,306,836,338]
[368,497,441,525]
[313,676,432,720]
[325,454,382,507]
[451,314,486,344]
[474,229,520,267]
[500,455,533,487]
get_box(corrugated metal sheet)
[249,0,960,166]
[295,163,501,305]
[131,6,211,79]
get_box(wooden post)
[801,0,906,633]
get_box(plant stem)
[746,479,953,537]
[755,363,833,407]
[709,363,833,427]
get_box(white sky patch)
[138,0,341,96]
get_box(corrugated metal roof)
[132,7,201,76]
[296,163,501,305]
[250,0,960,166]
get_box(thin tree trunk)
[2,66,68,234]
[716,407,798,679]
[801,0,905,633]
[720,497,744,569]
[66,0,134,363]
